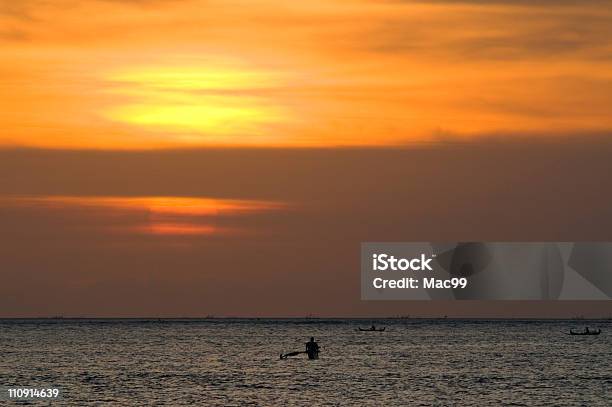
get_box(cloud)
[390,0,611,5]
[1,0,612,147]
[0,1,37,20]
[0,28,28,41]
[2,139,612,316]
[369,3,612,60]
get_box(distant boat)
[569,329,601,336]
[358,327,386,332]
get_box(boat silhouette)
[569,328,601,336]
[358,326,386,332]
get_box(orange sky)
[2,0,612,148]
[1,195,285,236]
[2,1,612,317]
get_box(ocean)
[1,319,610,405]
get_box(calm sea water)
[1,319,610,405]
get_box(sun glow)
[108,66,278,91]
[1,0,612,149]
[104,65,287,142]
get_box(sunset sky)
[1,0,611,317]
[2,0,612,148]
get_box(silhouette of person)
[305,337,319,359]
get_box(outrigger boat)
[281,337,320,359]
[358,326,386,332]
[280,349,319,360]
[569,328,601,336]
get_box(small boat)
[569,329,601,336]
[280,351,305,359]
[358,327,386,332]
[280,350,319,360]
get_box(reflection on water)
[0,319,610,405]
[1,196,285,236]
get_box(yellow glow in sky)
[107,96,281,135]
[104,65,286,139]
[108,66,278,90]
[1,0,612,148]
